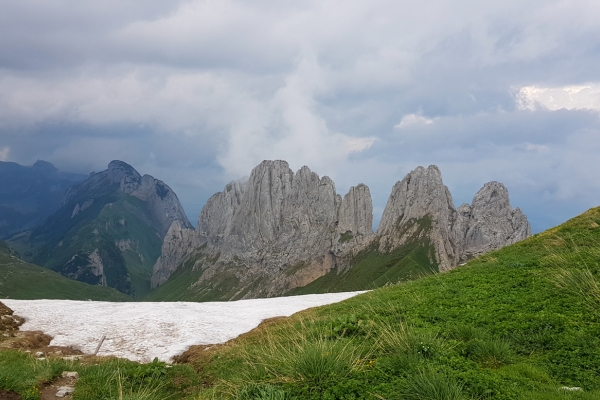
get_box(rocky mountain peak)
[377,165,531,270]
[471,181,510,212]
[152,159,374,292]
[338,183,373,237]
[377,165,455,235]
[453,181,531,262]
[108,160,142,194]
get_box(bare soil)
[39,374,79,400]
[0,390,21,400]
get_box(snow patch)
[3,292,364,363]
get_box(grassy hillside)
[0,241,130,301]
[179,207,600,399]
[11,192,162,298]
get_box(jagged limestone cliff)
[151,160,373,296]
[377,166,531,271]
[150,161,531,300]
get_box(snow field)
[3,291,364,362]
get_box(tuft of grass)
[402,367,467,400]
[467,338,514,368]
[446,324,490,342]
[242,323,364,385]
[378,321,449,360]
[549,267,600,314]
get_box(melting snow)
[3,292,364,363]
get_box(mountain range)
[2,159,530,301]
[148,160,531,301]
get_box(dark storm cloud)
[1,0,599,231]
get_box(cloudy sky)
[1,0,600,232]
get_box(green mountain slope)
[0,241,130,301]
[188,207,600,398]
[9,160,190,299]
[20,192,162,298]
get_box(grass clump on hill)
[183,207,600,399]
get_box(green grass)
[0,351,201,399]
[0,242,130,301]
[181,207,600,399]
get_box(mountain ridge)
[149,160,531,301]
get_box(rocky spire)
[377,165,458,271]
[453,181,532,262]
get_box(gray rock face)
[338,184,373,237]
[152,161,531,298]
[151,220,196,287]
[453,182,532,262]
[378,166,532,270]
[377,165,458,271]
[151,160,374,293]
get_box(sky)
[1,0,600,233]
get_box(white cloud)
[515,142,550,153]
[0,147,9,161]
[216,54,376,179]
[394,113,436,129]
[516,84,600,111]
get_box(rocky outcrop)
[378,166,532,271]
[338,184,373,237]
[151,160,531,299]
[151,220,197,287]
[453,182,531,263]
[151,160,374,291]
[377,165,458,271]
[0,301,23,337]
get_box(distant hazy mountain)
[0,160,87,238]
[9,160,191,298]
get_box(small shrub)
[131,358,168,385]
[402,368,467,400]
[330,314,365,338]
